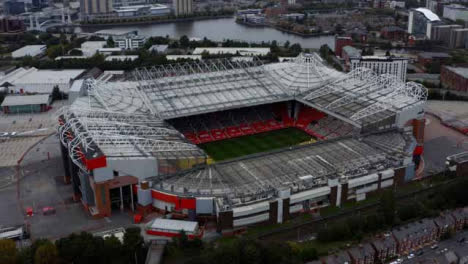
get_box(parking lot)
[0,135,134,240]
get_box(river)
[76,17,335,50]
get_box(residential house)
[392,219,438,254]
[451,209,467,230]
[325,252,352,264]
[371,235,398,262]
[434,213,457,236]
[347,243,376,264]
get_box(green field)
[199,128,313,161]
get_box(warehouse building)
[0,67,85,94]
[1,94,51,114]
[11,45,46,59]
[58,54,427,231]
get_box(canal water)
[77,17,335,50]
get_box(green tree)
[179,35,190,48]
[47,45,63,58]
[123,227,144,264]
[106,36,115,48]
[380,190,396,226]
[35,241,58,264]
[284,40,290,48]
[0,239,17,264]
[69,49,83,56]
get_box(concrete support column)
[340,183,348,205]
[120,186,124,211]
[35,16,39,30]
[130,185,134,212]
[60,143,70,184]
[269,200,278,224]
[216,210,233,233]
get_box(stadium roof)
[130,53,426,127]
[154,130,415,202]
[59,53,426,177]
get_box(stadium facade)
[58,54,428,231]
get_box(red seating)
[265,119,283,129]
[251,121,268,132]
[239,123,255,135]
[296,106,326,128]
[173,103,331,145]
[226,126,243,138]
[198,131,212,143]
[211,129,227,140]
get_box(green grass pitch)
[199,128,313,161]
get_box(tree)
[179,35,190,48]
[289,43,302,55]
[35,241,58,264]
[123,227,144,264]
[51,85,62,101]
[69,49,83,56]
[47,45,63,59]
[106,36,115,48]
[0,239,17,264]
[284,40,290,48]
[380,190,396,226]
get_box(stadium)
[58,53,427,231]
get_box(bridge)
[27,8,73,31]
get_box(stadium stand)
[168,102,354,144]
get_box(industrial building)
[114,4,171,17]
[1,94,51,114]
[80,0,113,21]
[0,67,85,94]
[349,56,409,82]
[11,45,46,58]
[431,24,462,47]
[408,8,442,39]
[58,54,427,231]
[443,4,468,22]
[173,0,193,16]
[449,28,468,48]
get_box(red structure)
[380,26,407,40]
[441,66,468,92]
[0,16,25,34]
[335,36,353,58]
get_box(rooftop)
[149,219,198,232]
[105,55,139,61]
[192,47,271,56]
[418,52,451,59]
[445,66,468,78]
[414,8,441,22]
[1,94,50,107]
[11,45,46,56]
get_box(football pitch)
[199,128,314,161]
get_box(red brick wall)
[335,38,353,58]
[441,66,468,92]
